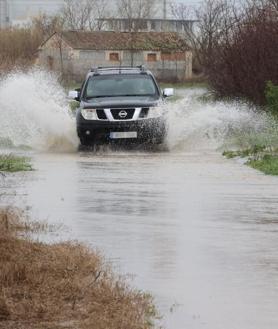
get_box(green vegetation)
[0,154,32,172]
[223,145,278,175]
[247,155,278,175]
[265,81,278,114]
[69,100,80,113]
[223,145,266,159]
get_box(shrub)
[202,1,278,105]
[0,28,42,75]
[265,81,278,113]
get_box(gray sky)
[7,0,201,22]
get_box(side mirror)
[163,88,174,97]
[68,90,80,101]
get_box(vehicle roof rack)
[90,65,146,74]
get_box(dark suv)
[68,66,174,146]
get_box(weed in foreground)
[0,208,158,329]
[247,155,278,175]
[0,154,32,172]
[222,145,267,159]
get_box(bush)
[0,28,42,74]
[203,1,278,105]
[0,14,61,75]
[265,81,278,113]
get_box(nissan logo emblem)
[119,110,128,118]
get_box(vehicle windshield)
[84,74,158,99]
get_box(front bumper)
[77,117,166,144]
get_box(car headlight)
[81,108,98,120]
[147,106,164,119]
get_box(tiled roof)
[58,31,189,51]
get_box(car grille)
[96,109,107,120]
[111,108,135,120]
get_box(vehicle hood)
[82,95,160,108]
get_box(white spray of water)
[164,88,269,151]
[0,69,78,152]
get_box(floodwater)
[1,71,278,329]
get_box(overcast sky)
[7,0,201,22]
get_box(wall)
[37,42,192,82]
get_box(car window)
[84,74,158,98]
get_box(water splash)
[0,69,78,152]
[164,88,271,151]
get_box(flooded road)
[8,150,278,329]
[1,71,278,328]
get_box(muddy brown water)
[2,149,278,329]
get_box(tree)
[188,0,278,104]
[61,0,111,31]
[116,0,157,31]
[171,0,238,70]
[31,13,64,38]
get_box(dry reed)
[0,208,157,329]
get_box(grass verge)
[247,155,278,175]
[223,146,278,175]
[0,154,32,172]
[0,208,157,329]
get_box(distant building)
[98,18,196,34]
[0,0,9,28]
[0,0,63,28]
[37,31,192,82]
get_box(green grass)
[0,154,33,172]
[223,146,278,175]
[222,145,266,159]
[69,100,80,113]
[247,155,278,175]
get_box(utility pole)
[163,0,167,19]
[0,0,9,28]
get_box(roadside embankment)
[0,208,157,329]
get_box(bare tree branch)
[116,0,157,31]
[61,0,111,31]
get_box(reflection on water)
[3,150,277,329]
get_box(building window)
[151,21,156,31]
[109,52,120,61]
[147,53,157,62]
[134,19,147,31]
[47,56,54,70]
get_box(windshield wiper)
[85,95,115,99]
[114,94,153,97]
[85,94,154,100]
